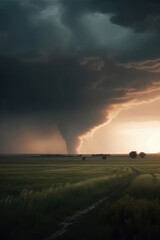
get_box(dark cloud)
[0,55,107,153]
[1,0,160,153]
[61,0,160,32]
[0,0,72,56]
[1,55,160,153]
[1,0,160,59]
[60,0,160,61]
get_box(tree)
[129,151,137,159]
[139,152,147,158]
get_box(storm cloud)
[1,0,160,153]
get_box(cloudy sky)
[1,0,160,154]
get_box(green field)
[1,154,160,240]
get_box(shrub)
[139,152,147,158]
[129,151,137,159]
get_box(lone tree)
[129,151,137,159]
[139,152,147,158]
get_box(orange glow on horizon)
[78,98,160,154]
[78,121,160,154]
[147,133,160,153]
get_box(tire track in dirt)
[45,167,140,240]
[45,196,111,240]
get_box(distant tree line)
[81,154,110,160]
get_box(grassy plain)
[1,154,160,240]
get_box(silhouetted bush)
[139,152,147,158]
[129,151,137,159]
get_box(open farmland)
[1,154,160,240]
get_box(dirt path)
[45,195,112,240]
[45,168,140,240]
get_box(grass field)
[1,154,160,240]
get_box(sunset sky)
[1,0,160,154]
